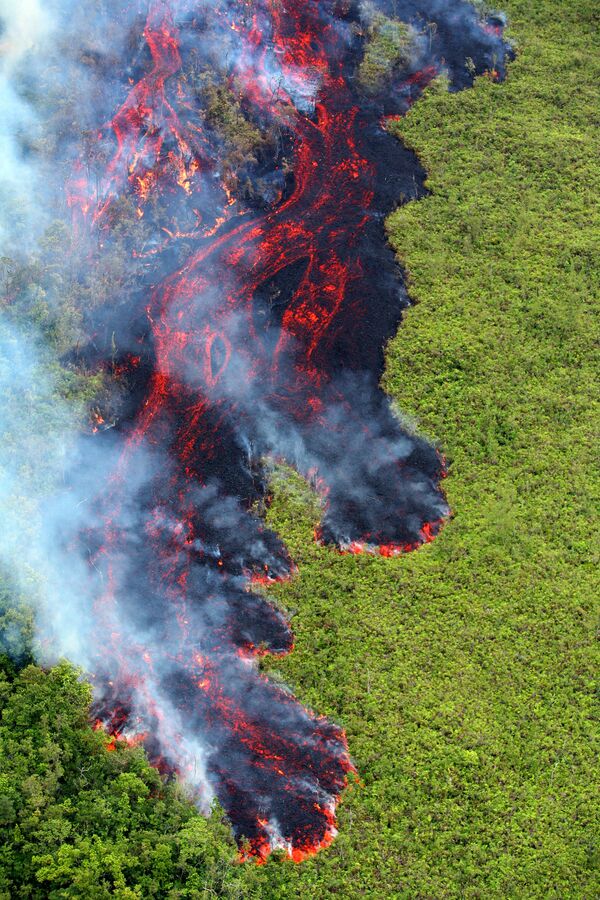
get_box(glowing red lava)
[67,0,509,862]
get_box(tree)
[0,660,250,899]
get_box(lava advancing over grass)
[65,0,509,862]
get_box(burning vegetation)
[1,0,510,864]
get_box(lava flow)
[63,0,510,862]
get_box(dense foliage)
[0,660,250,899]
[0,0,598,896]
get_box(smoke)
[0,0,53,64]
[0,0,510,861]
[0,321,76,656]
[0,2,52,250]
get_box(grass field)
[1,0,598,896]
[250,0,599,895]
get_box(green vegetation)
[202,81,265,158]
[191,74,287,203]
[358,11,418,91]
[252,0,599,894]
[0,661,249,899]
[1,0,598,896]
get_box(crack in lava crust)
[67,0,510,863]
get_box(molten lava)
[66,0,509,862]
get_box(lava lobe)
[68,0,510,862]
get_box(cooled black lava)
[68,0,510,862]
